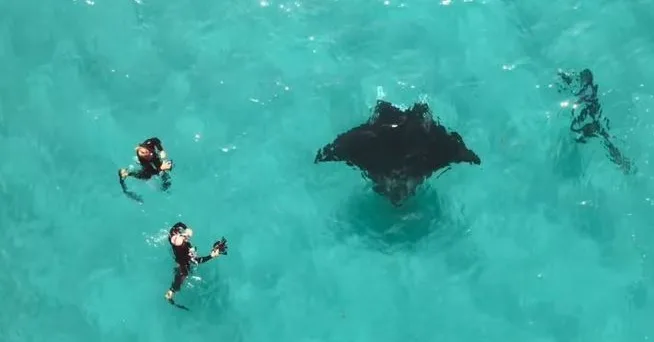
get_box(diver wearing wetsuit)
[557,69,633,174]
[165,222,226,305]
[118,137,173,200]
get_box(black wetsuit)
[168,222,214,293]
[557,69,633,174]
[127,137,171,190]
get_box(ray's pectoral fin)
[459,147,481,165]
[315,126,376,164]
[450,132,481,165]
[315,143,341,163]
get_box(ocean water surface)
[1,0,654,341]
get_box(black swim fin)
[118,169,143,203]
[167,298,190,311]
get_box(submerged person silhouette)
[165,222,228,310]
[556,69,634,174]
[118,137,173,202]
[315,100,481,206]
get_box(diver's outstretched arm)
[192,247,222,264]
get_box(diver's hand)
[119,168,129,179]
[160,160,172,171]
[210,249,221,258]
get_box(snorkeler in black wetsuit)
[118,137,173,201]
[557,69,634,174]
[164,222,228,310]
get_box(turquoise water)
[2,0,654,340]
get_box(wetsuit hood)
[139,140,158,152]
[170,222,188,236]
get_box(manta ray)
[314,100,481,206]
[556,68,634,174]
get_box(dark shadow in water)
[331,183,448,253]
[329,181,487,283]
[541,151,620,263]
[627,279,649,310]
[569,188,617,246]
[549,133,586,181]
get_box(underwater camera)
[213,237,228,255]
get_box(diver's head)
[136,145,154,160]
[579,69,594,84]
[181,228,193,239]
[171,228,193,246]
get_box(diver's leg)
[166,264,189,300]
[602,138,633,174]
[161,172,171,191]
[172,264,188,292]
[118,169,143,202]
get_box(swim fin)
[167,298,190,311]
[118,169,143,203]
